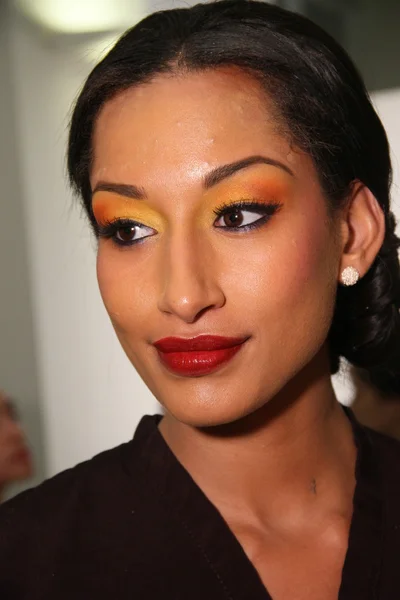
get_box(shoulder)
[3,436,137,503]
[0,437,142,557]
[0,416,170,597]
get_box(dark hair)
[67,0,400,394]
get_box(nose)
[157,231,225,323]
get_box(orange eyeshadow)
[92,192,165,230]
[198,176,290,225]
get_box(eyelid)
[213,198,281,217]
[212,199,282,231]
[97,216,154,233]
[92,196,164,231]
[97,217,156,246]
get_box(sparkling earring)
[341,266,360,286]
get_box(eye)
[214,201,281,230]
[98,219,156,247]
[215,208,262,228]
[115,224,154,243]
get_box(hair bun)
[331,211,400,395]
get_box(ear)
[339,182,385,280]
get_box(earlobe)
[338,182,385,282]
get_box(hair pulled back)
[67,0,400,394]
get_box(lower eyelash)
[96,218,146,248]
[236,213,273,232]
[97,218,137,239]
[96,202,281,242]
[213,200,282,230]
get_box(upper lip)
[153,335,248,353]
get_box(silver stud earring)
[341,266,360,286]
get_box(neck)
[159,352,356,528]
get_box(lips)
[153,335,248,377]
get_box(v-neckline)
[134,409,383,600]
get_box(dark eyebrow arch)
[92,155,293,200]
[92,181,147,200]
[203,155,294,189]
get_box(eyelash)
[213,199,282,231]
[97,218,151,247]
[96,200,282,247]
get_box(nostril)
[159,293,225,324]
[192,304,218,322]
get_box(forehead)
[91,69,298,191]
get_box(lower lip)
[157,344,244,377]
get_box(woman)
[0,392,32,502]
[1,1,399,598]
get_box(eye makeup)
[198,174,289,229]
[92,192,165,231]
[212,199,282,231]
[92,172,288,246]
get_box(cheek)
[221,213,337,322]
[96,250,122,317]
[96,246,154,333]
[279,228,334,298]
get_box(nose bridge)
[158,225,224,322]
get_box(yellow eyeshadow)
[92,192,164,230]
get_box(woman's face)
[0,393,32,486]
[91,69,342,427]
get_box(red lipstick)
[153,335,248,377]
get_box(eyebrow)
[92,181,147,200]
[92,154,294,200]
[203,155,294,189]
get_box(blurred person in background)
[0,391,32,502]
[1,1,400,599]
[351,366,400,440]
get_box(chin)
[168,406,251,429]
[159,386,265,429]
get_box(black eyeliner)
[97,218,145,247]
[213,199,282,230]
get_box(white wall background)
[0,2,45,495]
[2,2,400,483]
[6,10,160,478]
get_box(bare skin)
[160,357,356,598]
[91,69,385,598]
